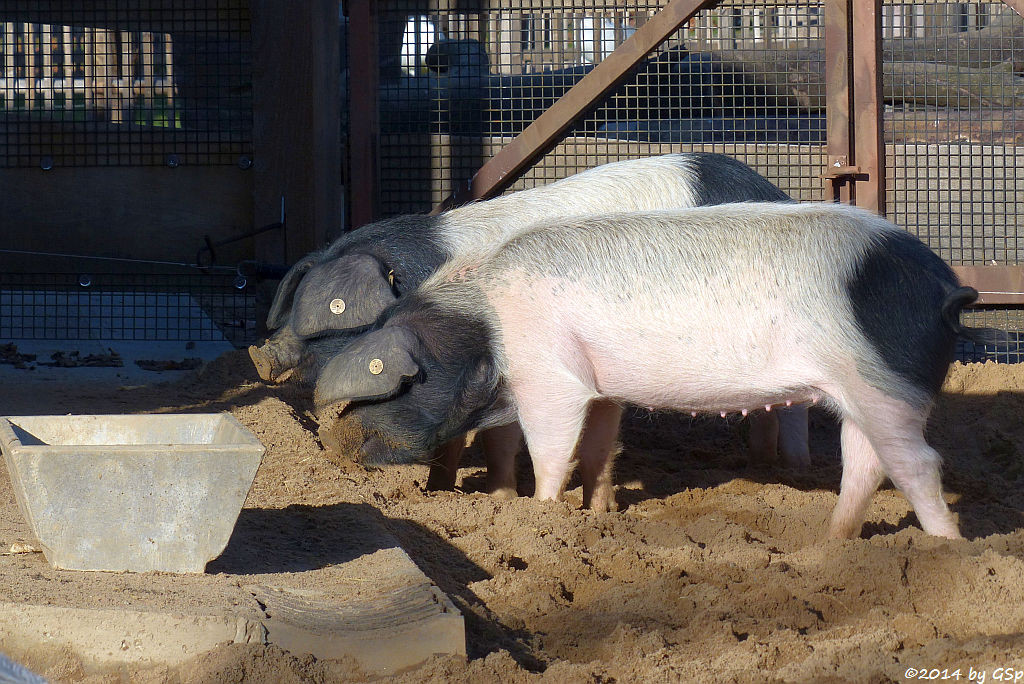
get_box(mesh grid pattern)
[960,308,1024,363]
[884,1,1024,266]
[0,273,256,346]
[1,1,253,168]
[367,1,1024,363]
[370,1,827,217]
[881,2,1024,363]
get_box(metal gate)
[348,0,1024,361]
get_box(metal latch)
[823,155,864,180]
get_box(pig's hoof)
[488,486,518,500]
[248,344,277,382]
[585,485,618,513]
[425,465,457,491]
[779,449,812,469]
[587,496,619,513]
[826,519,863,540]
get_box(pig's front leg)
[425,437,465,491]
[424,424,522,497]
[515,382,594,503]
[577,399,623,512]
[480,423,523,498]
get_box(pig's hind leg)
[748,406,811,468]
[833,390,960,539]
[828,419,886,539]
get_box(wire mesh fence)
[0,1,253,168]
[960,309,1024,363]
[884,1,1024,266]
[363,0,1023,363]
[3,1,1022,359]
[0,272,256,346]
[369,0,828,217]
[881,1,1024,362]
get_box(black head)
[313,305,505,466]
[265,254,319,330]
[291,253,398,338]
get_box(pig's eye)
[385,268,402,296]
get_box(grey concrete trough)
[0,413,264,573]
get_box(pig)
[250,153,809,496]
[312,201,983,539]
[254,153,793,379]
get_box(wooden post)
[252,0,342,265]
[824,0,853,204]
[851,0,884,214]
[346,0,379,228]
[1001,1,1024,20]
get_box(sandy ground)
[2,350,1024,682]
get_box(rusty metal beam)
[348,0,380,228]
[953,266,1024,306]
[432,0,722,213]
[1001,0,1024,20]
[851,0,885,215]
[823,0,853,204]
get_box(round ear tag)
[368,358,384,375]
[330,298,346,315]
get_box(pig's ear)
[313,326,421,407]
[292,254,399,338]
[266,255,318,330]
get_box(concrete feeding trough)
[0,414,264,573]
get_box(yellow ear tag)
[368,358,384,375]
[388,270,395,287]
[330,298,346,315]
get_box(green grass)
[2,91,180,127]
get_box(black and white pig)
[251,153,809,496]
[312,202,982,539]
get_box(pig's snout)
[358,434,393,465]
[248,343,279,382]
[317,405,413,466]
[316,401,360,455]
[249,332,303,383]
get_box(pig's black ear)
[292,254,399,338]
[313,326,421,407]
[266,255,318,330]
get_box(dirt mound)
[3,354,1024,682]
